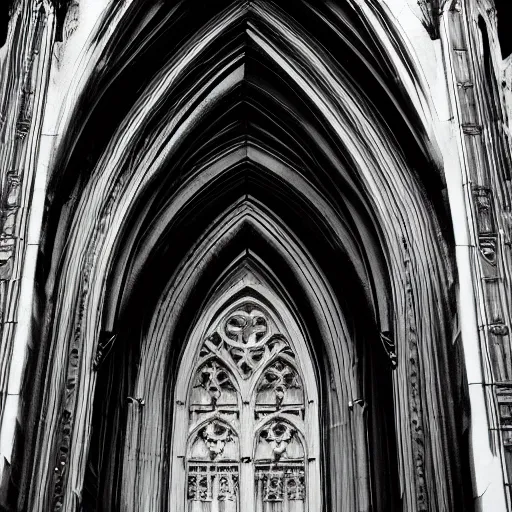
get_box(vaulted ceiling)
[42,0,451,336]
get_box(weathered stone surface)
[0,1,510,511]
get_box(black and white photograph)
[0,1,511,510]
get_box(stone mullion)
[446,0,511,509]
[467,6,512,509]
[0,1,36,426]
[468,5,512,507]
[0,1,50,410]
[0,3,43,396]
[240,366,255,512]
[450,0,494,402]
[0,0,55,500]
[470,6,512,380]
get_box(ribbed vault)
[16,1,473,512]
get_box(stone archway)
[16,2,472,511]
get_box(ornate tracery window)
[172,297,320,511]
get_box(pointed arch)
[82,201,395,512]
[16,2,472,512]
[168,289,319,511]
[120,237,352,512]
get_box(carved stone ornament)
[255,466,305,502]
[473,187,495,235]
[188,464,239,503]
[201,304,293,379]
[264,472,284,501]
[450,0,462,12]
[489,324,510,336]
[200,420,234,459]
[224,309,268,344]
[479,237,497,266]
[0,236,15,280]
[260,421,296,460]
[195,360,235,405]
[185,299,309,510]
[257,359,301,407]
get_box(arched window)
[171,297,320,511]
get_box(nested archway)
[171,290,320,511]
[111,202,394,512]
[17,2,473,512]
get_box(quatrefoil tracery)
[224,309,268,346]
[194,360,235,405]
[200,304,292,380]
[257,359,301,407]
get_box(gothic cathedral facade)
[0,1,511,511]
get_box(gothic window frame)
[169,292,321,511]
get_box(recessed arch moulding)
[13,1,473,511]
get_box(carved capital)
[15,120,31,140]
[462,123,483,135]
[489,324,509,336]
